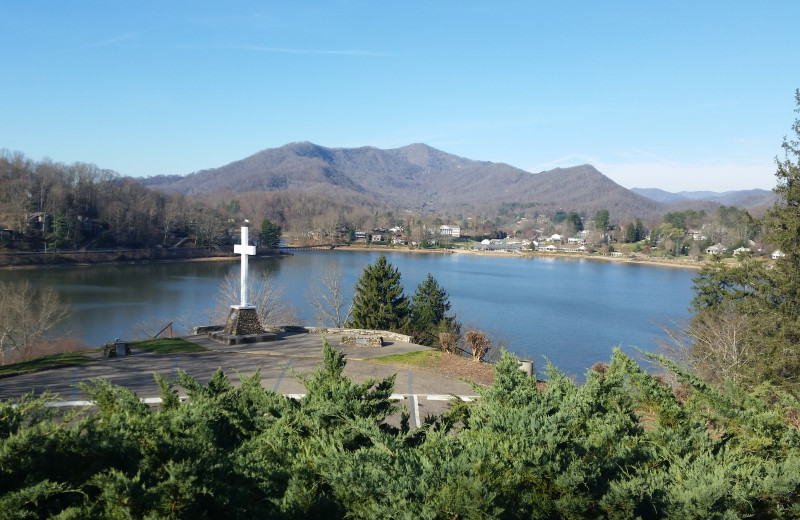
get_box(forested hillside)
[0,150,230,251]
[1,143,776,256]
[141,142,667,223]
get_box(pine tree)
[756,88,800,385]
[634,219,646,242]
[687,90,800,390]
[409,273,459,347]
[346,255,409,331]
[625,221,637,243]
[258,218,282,249]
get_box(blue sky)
[2,1,799,192]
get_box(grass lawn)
[0,352,94,376]
[367,350,442,367]
[367,349,495,385]
[130,338,207,354]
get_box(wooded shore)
[0,242,712,271]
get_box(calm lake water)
[1,250,696,378]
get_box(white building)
[439,225,461,238]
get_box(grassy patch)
[130,338,207,354]
[0,352,94,376]
[366,350,442,367]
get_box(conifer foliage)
[685,90,800,391]
[3,342,800,518]
[258,218,282,249]
[409,273,460,347]
[346,255,409,332]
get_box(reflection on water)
[0,251,694,378]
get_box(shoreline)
[0,243,711,271]
[0,250,286,271]
[333,244,707,270]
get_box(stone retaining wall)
[262,326,413,344]
[192,324,414,344]
[339,335,383,347]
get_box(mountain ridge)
[140,142,769,223]
[631,187,775,208]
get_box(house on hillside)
[705,243,728,255]
[772,250,786,260]
[688,229,708,241]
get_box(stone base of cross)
[221,306,263,336]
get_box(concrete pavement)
[0,331,482,426]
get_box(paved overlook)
[0,331,482,428]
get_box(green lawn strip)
[365,350,441,367]
[129,338,207,354]
[0,352,94,376]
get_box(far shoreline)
[1,242,731,272]
[334,243,707,271]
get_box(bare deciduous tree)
[0,281,70,364]
[465,330,491,362]
[307,263,353,327]
[214,271,299,327]
[657,310,753,385]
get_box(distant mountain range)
[140,142,774,223]
[631,187,775,208]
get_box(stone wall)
[261,326,413,343]
[339,335,383,347]
[192,324,415,344]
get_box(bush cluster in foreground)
[2,339,800,519]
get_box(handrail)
[154,322,173,338]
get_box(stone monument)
[208,224,276,345]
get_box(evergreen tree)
[756,88,800,385]
[566,211,583,232]
[634,218,646,242]
[258,218,282,249]
[686,91,800,390]
[46,213,72,249]
[625,221,637,243]
[594,209,610,231]
[409,273,459,347]
[346,255,409,331]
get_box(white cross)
[233,225,256,307]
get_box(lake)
[1,250,696,378]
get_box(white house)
[772,250,786,260]
[439,225,461,238]
[733,247,751,255]
[689,229,708,241]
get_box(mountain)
[141,142,665,221]
[632,187,775,208]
